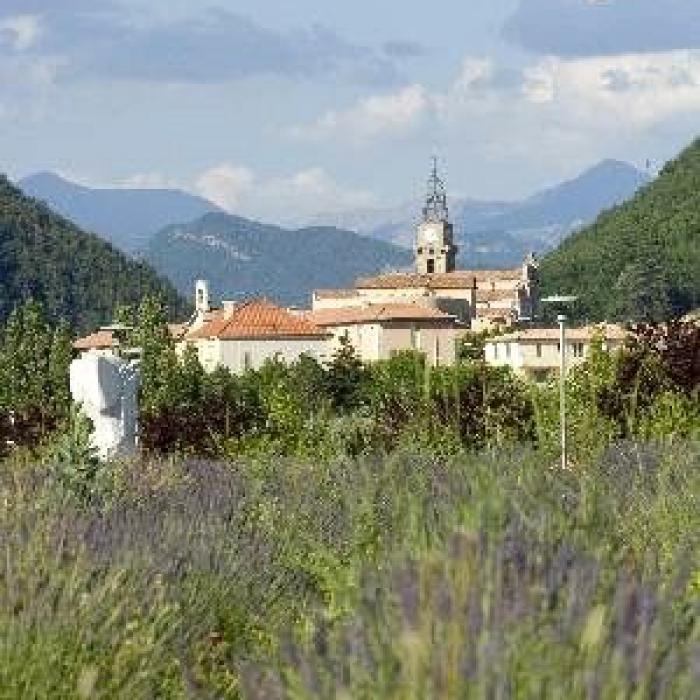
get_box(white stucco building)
[306,303,460,366]
[484,324,628,381]
[183,297,330,373]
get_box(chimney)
[222,301,238,318]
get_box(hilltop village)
[76,164,626,379]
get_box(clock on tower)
[414,158,458,275]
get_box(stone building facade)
[306,303,460,366]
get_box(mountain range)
[143,213,412,307]
[306,160,649,268]
[20,172,221,253]
[15,159,652,313]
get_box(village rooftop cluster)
[75,163,627,380]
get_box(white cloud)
[0,55,62,122]
[289,49,700,163]
[432,50,700,175]
[0,14,42,51]
[195,165,256,211]
[194,163,376,225]
[520,51,700,127]
[289,84,431,143]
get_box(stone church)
[313,162,540,332]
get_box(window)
[572,343,585,358]
[411,326,422,350]
[493,344,499,360]
[243,351,252,371]
[505,342,511,359]
[435,337,441,366]
[536,343,542,358]
[427,259,435,274]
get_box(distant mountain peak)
[19,172,222,254]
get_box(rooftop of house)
[487,324,628,344]
[476,288,520,303]
[186,299,329,341]
[306,303,457,327]
[475,307,518,320]
[73,329,119,351]
[313,288,360,300]
[356,269,522,290]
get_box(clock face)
[424,224,440,244]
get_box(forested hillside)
[540,139,700,321]
[145,212,412,306]
[0,175,186,330]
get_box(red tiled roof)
[76,322,191,350]
[356,269,521,290]
[74,329,117,351]
[306,303,457,327]
[186,299,328,340]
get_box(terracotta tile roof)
[168,323,188,340]
[73,329,117,351]
[356,269,522,290]
[476,288,518,303]
[475,307,517,320]
[490,324,628,343]
[186,299,328,340]
[76,322,191,350]
[306,303,457,327]
[313,288,360,300]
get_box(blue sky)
[2,0,700,223]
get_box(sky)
[1,0,700,224]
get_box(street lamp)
[542,295,578,470]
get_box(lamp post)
[542,296,578,470]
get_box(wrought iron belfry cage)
[423,156,449,223]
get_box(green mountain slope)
[0,175,187,331]
[540,139,700,321]
[145,213,413,307]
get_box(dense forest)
[0,175,187,331]
[540,138,700,321]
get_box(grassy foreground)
[1,443,698,698]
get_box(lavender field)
[1,441,697,698]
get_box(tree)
[325,335,366,412]
[133,295,179,417]
[611,251,672,323]
[0,300,72,446]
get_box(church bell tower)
[414,158,458,275]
